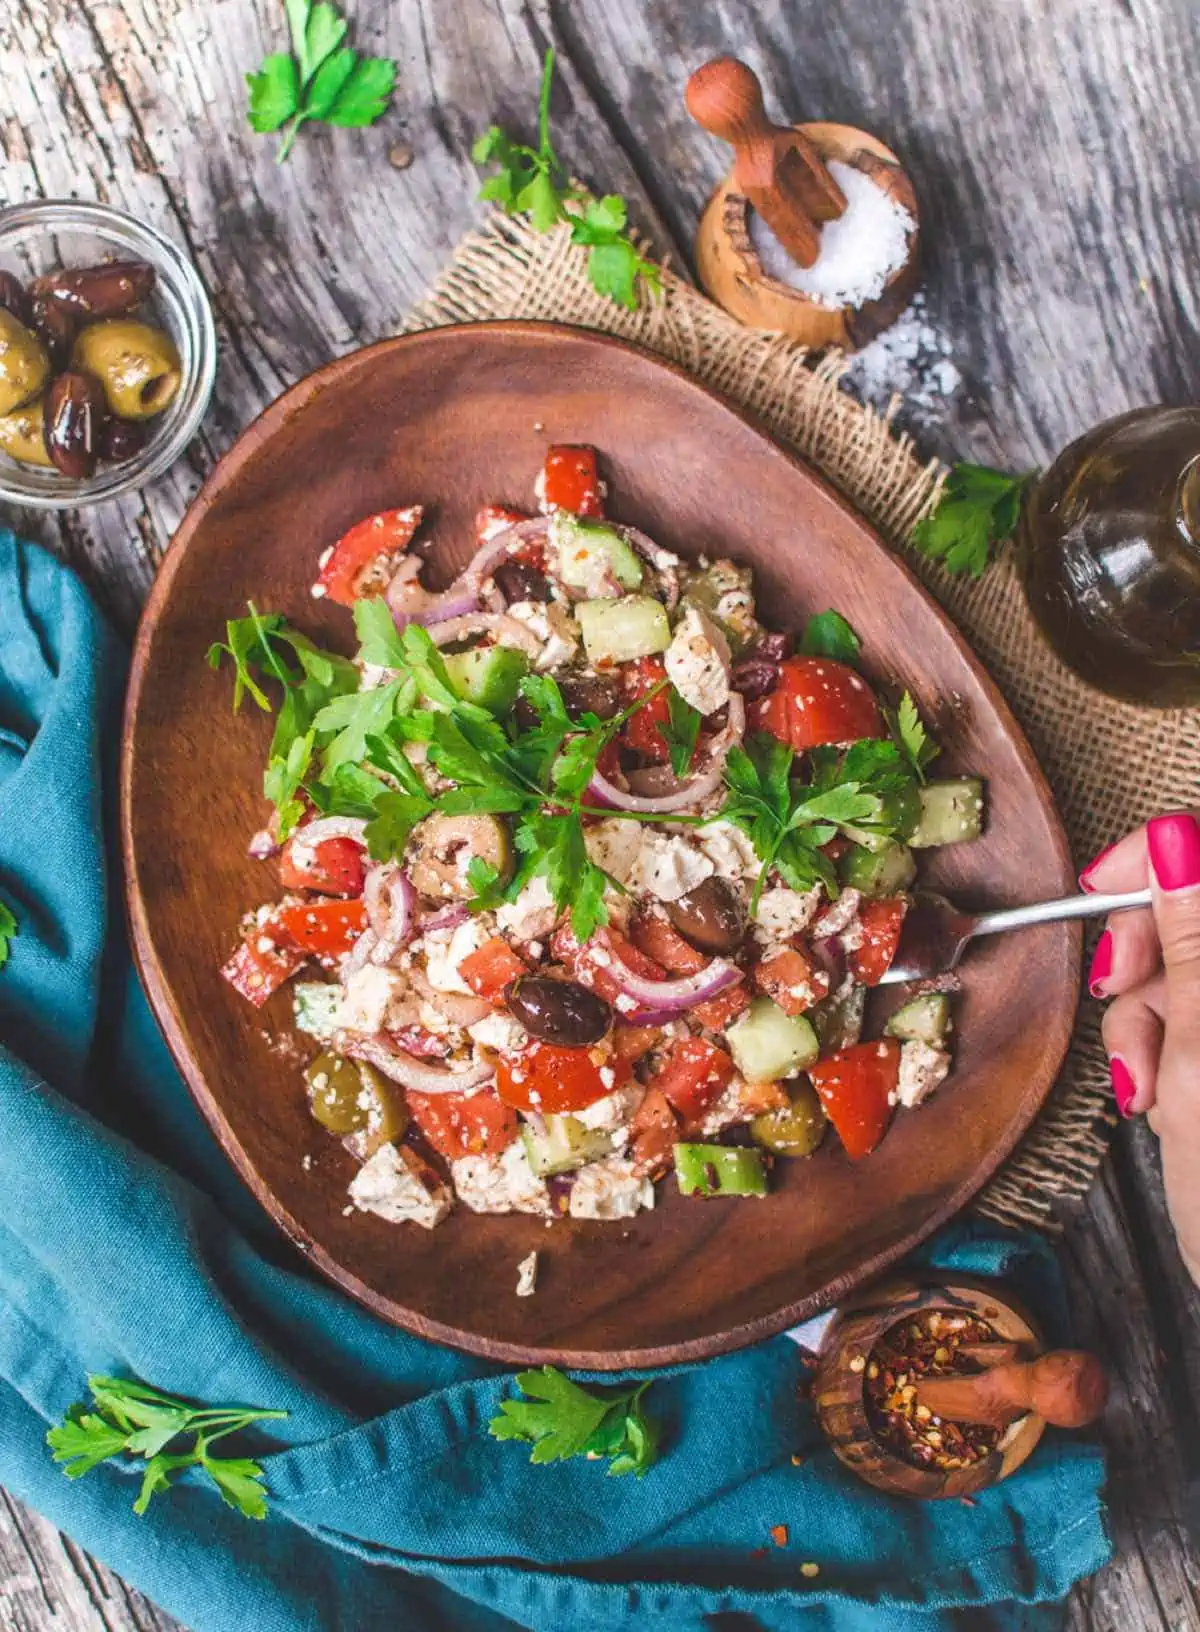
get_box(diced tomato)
[629,1086,679,1178]
[407,1088,518,1159]
[495,1042,630,1114]
[220,934,306,1008]
[314,506,424,607]
[595,738,622,781]
[619,657,673,764]
[849,898,908,987]
[459,936,528,1003]
[808,1039,900,1160]
[737,1078,790,1117]
[753,945,832,1017]
[555,925,668,1013]
[278,835,365,897]
[612,1024,663,1063]
[274,898,368,959]
[542,445,604,517]
[749,656,884,750]
[475,504,528,544]
[630,907,709,975]
[692,982,753,1031]
[652,1037,736,1124]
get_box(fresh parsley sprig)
[910,463,1034,577]
[488,1367,659,1478]
[47,1375,288,1520]
[247,0,397,162]
[799,609,861,666]
[473,49,661,311]
[0,900,15,969]
[884,690,940,782]
[660,689,701,777]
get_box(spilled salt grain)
[841,293,962,428]
[748,160,914,310]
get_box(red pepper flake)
[749,1547,769,1560]
[863,1307,1004,1471]
[790,1453,805,1467]
[770,1524,789,1547]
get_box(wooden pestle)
[912,1349,1108,1430]
[685,57,846,269]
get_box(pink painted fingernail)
[1147,811,1200,892]
[1079,842,1117,892]
[1110,1055,1136,1118]
[1088,930,1113,997]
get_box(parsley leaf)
[314,678,407,775]
[799,609,861,666]
[0,900,16,970]
[660,688,701,777]
[48,1375,287,1521]
[248,0,396,162]
[473,49,660,312]
[489,1368,660,1477]
[886,691,940,781]
[363,791,433,862]
[910,463,1034,577]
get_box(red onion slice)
[586,694,746,814]
[428,612,543,657]
[385,518,552,631]
[364,865,416,964]
[295,815,369,847]
[342,926,380,976]
[338,1032,493,1094]
[247,828,279,859]
[419,903,471,933]
[595,933,741,1021]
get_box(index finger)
[1080,826,1151,895]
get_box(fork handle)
[971,886,1153,939]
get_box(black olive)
[494,558,553,604]
[558,674,622,721]
[664,876,746,955]
[32,258,156,319]
[43,370,107,479]
[29,294,77,370]
[98,415,150,464]
[506,974,612,1047]
[0,271,32,326]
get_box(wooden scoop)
[913,1349,1108,1430]
[685,56,846,268]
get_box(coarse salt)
[748,160,914,310]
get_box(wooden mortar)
[812,1275,1106,1500]
[693,122,921,351]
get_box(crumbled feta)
[574,1083,645,1132]
[468,1010,530,1053]
[506,599,581,672]
[516,1250,538,1297]
[664,606,732,716]
[348,1144,453,1228]
[568,1156,655,1221]
[697,820,761,885]
[583,818,645,887]
[423,917,489,995]
[895,1040,952,1109]
[813,887,863,939]
[699,1076,753,1136]
[358,660,396,691]
[452,1142,552,1215]
[756,884,822,942]
[496,874,559,942]
[630,831,715,902]
[336,965,405,1034]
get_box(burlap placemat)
[406,211,1197,1229]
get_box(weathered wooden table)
[3,1,1200,1627]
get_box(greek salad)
[211,445,984,1231]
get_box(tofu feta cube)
[664,606,732,716]
[516,1250,538,1297]
[506,599,581,672]
[583,818,645,888]
[756,884,822,942]
[348,1144,453,1228]
[697,820,761,887]
[813,887,863,940]
[568,1156,656,1221]
[630,831,715,903]
[452,1141,551,1215]
[423,917,490,995]
[895,1040,952,1109]
[574,1083,645,1132]
[336,964,406,1034]
[468,1010,530,1054]
[496,874,559,943]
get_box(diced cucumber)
[727,996,820,1083]
[674,1142,768,1197]
[839,838,917,897]
[841,783,922,850]
[908,777,985,848]
[552,514,644,595]
[443,645,529,714]
[810,984,867,1055]
[576,596,671,664]
[521,1114,615,1177]
[885,992,952,1047]
[293,982,341,1040]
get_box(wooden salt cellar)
[812,1275,1107,1500]
[686,57,921,350]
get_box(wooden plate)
[122,322,1078,1369]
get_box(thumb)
[1148,812,1200,1046]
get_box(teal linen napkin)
[0,529,1109,1632]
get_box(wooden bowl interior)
[123,323,1078,1368]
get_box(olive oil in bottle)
[1020,407,1200,705]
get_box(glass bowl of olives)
[0,199,216,508]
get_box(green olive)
[0,396,53,467]
[750,1078,828,1157]
[0,308,50,416]
[408,813,512,901]
[71,318,182,420]
[305,1052,407,1151]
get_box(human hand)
[1082,810,1200,1286]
